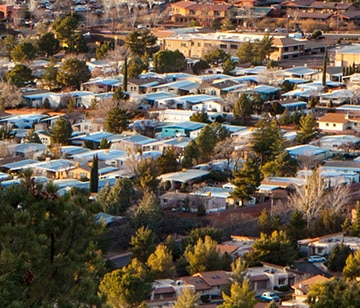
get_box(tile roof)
[293,274,330,295]
[317,113,348,124]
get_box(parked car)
[260,292,281,303]
[308,255,326,263]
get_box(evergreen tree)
[185,235,223,275]
[325,242,352,272]
[350,201,360,236]
[122,56,128,92]
[182,140,200,168]
[219,280,256,308]
[156,147,179,174]
[322,48,327,87]
[130,226,157,263]
[50,117,73,145]
[234,93,253,120]
[99,258,152,307]
[285,210,308,246]
[147,243,175,279]
[174,288,199,308]
[230,257,248,284]
[97,178,135,215]
[0,181,105,306]
[296,113,318,144]
[307,278,360,307]
[134,158,160,193]
[231,157,263,206]
[190,111,210,123]
[343,250,360,280]
[104,108,133,134]
[90,154,99,193]
[133,191,165,236]
[252,117,284,164]
[246,231,297,266]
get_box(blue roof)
[160,121,207,131]
[35,159,76,171]
[2,159,38,170]
[72,149,127,161]
[176,94,221,104]
[61,146,91,156]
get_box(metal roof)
[160,169,210,183]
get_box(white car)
[308,255,326,263]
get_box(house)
[0,158,38,174]
[286,144,331,162]
[270,38,306,61]
[180,270,231,296]
[159,169,210,190]
[155,121,207,139]
[247,263,296,291]
[147,279,195,307]
[291,275,330,307]
[317,113,352,131]
[151,80,200,96]
[316,134,360,150]
[319,89,353,106]
[71,131,124,149]
[110,134,157,153]
[0,113,48,129]
[333,44,360,67]
[31,159,77,180]
[297,232,360,256]
[170,1,232,25]
[7,143,47,158]
[159,190,226,213]
[127,77,162,94]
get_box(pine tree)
[174,288,200,308]
[230,157,263,206]
[130,226,157,263]
[296,113,318,144]
[122,56,128,92]
[147,244,175,279]
[90,154,98,193]
[185,235,223,275]
[219,280,256,308]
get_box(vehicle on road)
[308,255,326,263]
[260,292,281,303]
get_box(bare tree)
[287,168,350,228]
[0,82,23,109]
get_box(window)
[220,44,227,49]
[333,124,336,127]
[190,10,195,15]
[181,43,187,47]
[278,278,286,285]
[214,11,220,16]
[294,46,298,50]
[326,123,329,126]
[230,44,237,49]
[197,42,201,47]
[284,47,289,52]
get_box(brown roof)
[323,160,360,169]
[170,0,197,9]
[272,37,306,47]
[317,113,348,124]
[153,286,175,295]
[293,274,330,295]
[310,1,353,10]
[180,276,210,291]
[190,3,232,11]
[216,243,239,255]
[298,12,333,19]
[196,270,230,287]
